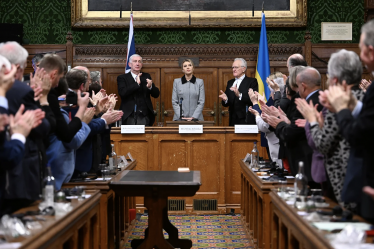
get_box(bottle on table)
[251,141,260,170]
[43,166,56,206]
[109,144,117,168]
[294,161,308,209]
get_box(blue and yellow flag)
[255,12,271,102]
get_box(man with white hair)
[0,41,50,214]
[117,54,159,126]
[219,58,258,126]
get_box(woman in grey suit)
[172,59,205,121]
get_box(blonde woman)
[172,59,205,121]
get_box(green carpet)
[125,214,252,249]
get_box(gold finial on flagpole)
[131,2,133,14]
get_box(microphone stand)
[134,104,137,125]
[179,97,185,121]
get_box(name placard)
[127,152,134,162]
[121,125,145,134]
[120,155,129,166]
[179,125,203,134]
[243,153,251,162]
[235,125,258,133]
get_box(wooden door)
[160,68,218,125]
[218,68,256,126]
[102,68,161,125]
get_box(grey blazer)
[172,75,205,121]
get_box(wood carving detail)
[74,45,303,57]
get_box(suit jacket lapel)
[238,76,248,93]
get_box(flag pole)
[131,2,133,14]
[262,1,264,13]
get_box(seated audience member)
[46,78,93,190]
[262,66,322,189]
[0,42,50,214]
[296,49,365,206]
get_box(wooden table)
[270,190,374,249]
[240,160,294,249]
[110,170,201,249]
[62,160,137,249]
[7,190,101,249]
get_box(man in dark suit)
[264,67,322,186]
[117,54,160,126]
[219,58,258,126]
[325,19,374,222]
[0,41,50,214]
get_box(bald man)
[272,66,322,187]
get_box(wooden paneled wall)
[23,36,372,126]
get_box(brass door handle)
[153,110,157,115]
[221,111,226,115]
[163,111,168,115]
[211,111,215,115]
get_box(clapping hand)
[295,98,318,122]
[266,78,280,91]
[103,94,117,112]
[136,73,142,85]
[248,88,257,104]
[325,84,350,113]
[0,64,17,95]
[255,91,266,104]
[295,119,306,128]
[360,79,372,92]
[262,113,282,128]
[89,90,104,106]
[146,78,152,89]
[262,104,280,117]
[230,85,240,97]
[319,90,335,112]
[30,68,52,104]
[219,90,228,101]
[0,114,9,132]
[248,106,259,117]
[82,107,95,124]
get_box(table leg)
[163,207,193,249]
[131,196,174,249]
[114,194,121,249]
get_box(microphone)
[134,104,137,125]
[179,97,184,120]
[245,105,249,123]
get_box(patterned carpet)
[124,214,252,249]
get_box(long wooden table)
[111,127,266,214]
[62,160,137,249]
[7,190,101,249]
[240,160,294,249]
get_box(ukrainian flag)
[255,12,271,101]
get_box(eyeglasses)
[232,66,244,69]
